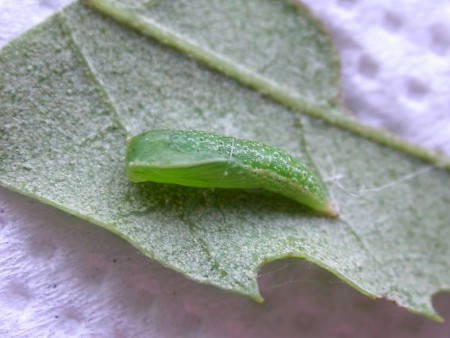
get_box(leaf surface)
[0,0,449,320]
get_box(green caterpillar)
[126,130,337,217]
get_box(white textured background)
[1,0,449,337]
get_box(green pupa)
[126,130,337,217]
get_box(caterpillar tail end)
[323,204,339,218]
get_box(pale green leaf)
[1,0,449,321]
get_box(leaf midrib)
[58,5,389,306]
[57,9,256,294]
[83,0,450,171]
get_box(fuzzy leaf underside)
[0,0,449,321]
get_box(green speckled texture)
[0,0,449,321]
[126,130,331,214]
[87,0,341,112]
